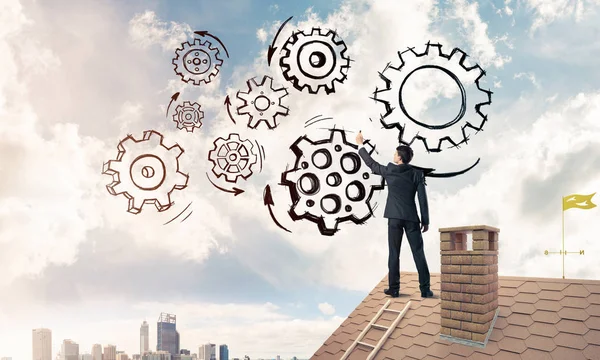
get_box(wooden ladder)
[340,299,412,360]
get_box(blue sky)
[1,0,600,359]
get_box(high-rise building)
[32,328,52,360]
[103,345,116,360]
[157,313,178,356]
[91,345,102,360]
[140,320,149,355]
[179,350,190,355]
[80,355,93,360]
[116,354,129,360]
[61,340,79,360]
[197,344,216,360]
[132,355,141,360]
[276,357,280,360]
[217,345,228,360]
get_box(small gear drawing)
[173,38,223,85]
[236,75,289,129]
[280,128,385,236]
[172,101,204,132]
[373,42,492,152]
[279,27,350,94]
[208,133,258,183]
[102,130,189,214]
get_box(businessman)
[356,131,433,298]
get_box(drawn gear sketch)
[236,75,289,129]
[103,130,189,214]
[373,42,492,152]
[279,28,350,94]
[173,39,223,85]
[208,133,258,183]
[281,129,384,236]
[172,101,204,132]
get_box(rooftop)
[312,272,600,359]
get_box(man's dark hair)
[396,145,414,164]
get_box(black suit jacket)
[358,147,429,225]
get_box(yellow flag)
[563,193,597,211]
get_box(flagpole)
[562,196,565,279]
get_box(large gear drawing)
[102,130,189,214]
[280,128,385,236]
[172,101,204,132]
[208,133,258,183]
[236,75,289,129]
[372,42,492,152]
[279,28,350,94]
[172,39,223,85]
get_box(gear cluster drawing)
[173,38,223,86]
[279,28,350,95]
[172,101,204,132]
[208,133,259,183]
[102,130,189,214]
[236,75,289,129]
[372,42,492,152]
[280,128,384,236]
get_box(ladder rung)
[357,341,375,348]
[383,308,402,313]
[371,324,389,330]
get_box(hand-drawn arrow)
[194,31,230,58]
[267,16,293,66]
[263,184,292,233]
[166,92,180,118]
[411,158,480,178]
[224,95,236,124]
[206,172,244,196]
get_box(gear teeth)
[374,42,491,152]
[103,131,187,214]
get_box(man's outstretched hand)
[421,224,429,233]
[356,131,364,145]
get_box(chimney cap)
[439,225,500,233]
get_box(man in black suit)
[356,131,433,298]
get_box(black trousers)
[387,218,431,292]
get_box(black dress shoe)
[421,289,434,298]
[384,288,399,297]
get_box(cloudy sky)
[1,0,600,359]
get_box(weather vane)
[544,193,596,278]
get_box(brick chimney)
[439,225,500,346]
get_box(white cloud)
[317,302,336,316]
[514,71,541,88]
[448,0,512,68]
[128,10,192,51]
[256,27,268,43]
[525,0,600,32]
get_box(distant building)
[132,356,141,360]
[157,313,179,356]
[80,355,93,360]
[179,350,190,356]
[140,320,149,355]
[142,351,171,360]
[91,344,102,360]
[276,357,280,360]
[32,328,52,360]
[217,345,228,360]
[103,345,116,360]
[198,344,216,360]
[116,354,129,360]
[1,357,12,360]
[61,340,79,360]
